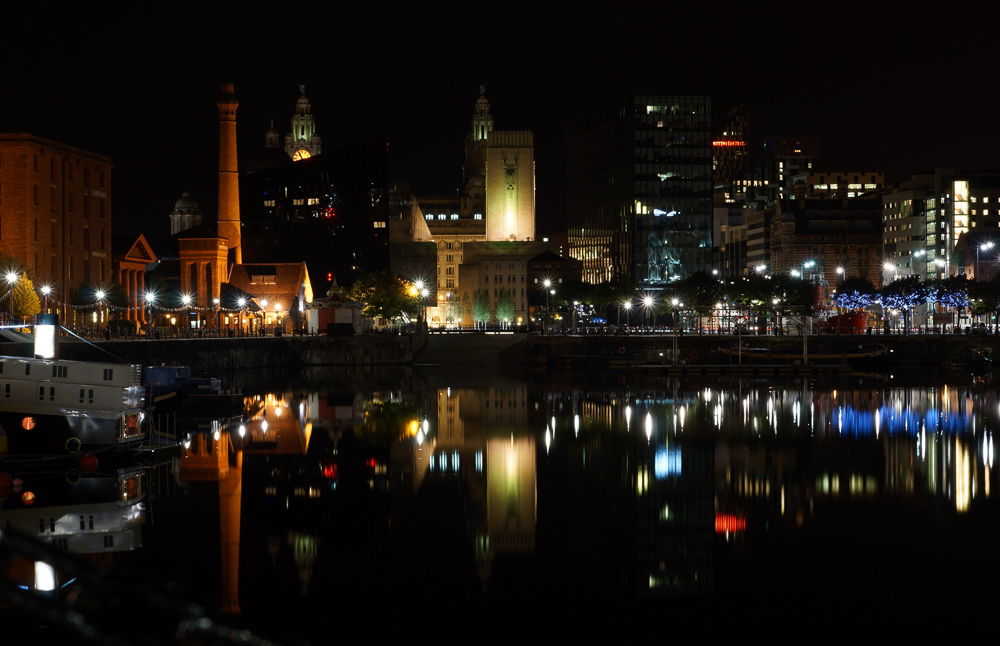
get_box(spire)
[472,85,493,142]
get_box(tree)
[344,269,419,326]
[880,275,928,332]
[11,273,40,319]
[472,289,491,329]
[446,295,463,326]
[461,291,471,328]
[833,276,877,310]
[495,289,515,328]
[969,275,1000,331]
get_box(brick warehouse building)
[0,133,113,322]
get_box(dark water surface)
[4,366,1000,642]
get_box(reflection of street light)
[977,241,995,281]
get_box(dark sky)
[5,4,996,240]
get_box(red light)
[715,513,746,533]
[367,457,377,468]
[712,140,745,147]
[323,463,337,479]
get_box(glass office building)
[568,95,712,286]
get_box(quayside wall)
[0,331,995,372]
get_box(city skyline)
[5,4,997,241]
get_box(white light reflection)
[545,426,551,453]
[625,405,632,432]
[574,414,580,437]
[678,405,686,432]
[416,430,424,445]
[645,411,653,440]
[239,424,246,438]
[262,420,269,434]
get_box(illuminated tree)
[344,269,419,325]
[879,276,928,332]
[472,289,491,329]
[495,289,515,328]
[833,276,877,310]
[12,274,40,319]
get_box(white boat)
[0,355,146,455]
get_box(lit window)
[450,214,459,220]
[425,214,433,220]
[437,214,446,220]
[473,213,483,220]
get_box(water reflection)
[5,367,1000,638]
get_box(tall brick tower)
[217,83,241,265]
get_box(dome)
[171,191,200,216]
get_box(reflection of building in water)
[0,467,147,554]
[392,385,535,585]
[178,427,243,614]
[0,467,148,597]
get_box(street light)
[182,294,192,333]
[238,297,246,335]
[5,271,17,321]
[883,262,897,287]
[977,241,995,281]
[95,289,106,329]
[621,300,632,328]
[543,279,552,334]
[144,291,156,338]
[40,285,52,313]
[642,295,653,329]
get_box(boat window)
[49,386,55,401]
[79,388,85,403]
[38,386,44,401]
[88,389,94,403]
[103,368,113,381]
[25,364,30,376]
[4,384,9,398]
[79,516,85,530]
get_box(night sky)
[5,4,996,240]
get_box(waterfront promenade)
[0,327,995,374]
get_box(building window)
[34,219,38,241]
[450,214,459,220]
[425,214,433,220]
[473,213,483,220]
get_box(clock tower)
[284,85,322,160]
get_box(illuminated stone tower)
[485,130,535,241]
[217,83,242,265]
[284,85,322,161]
